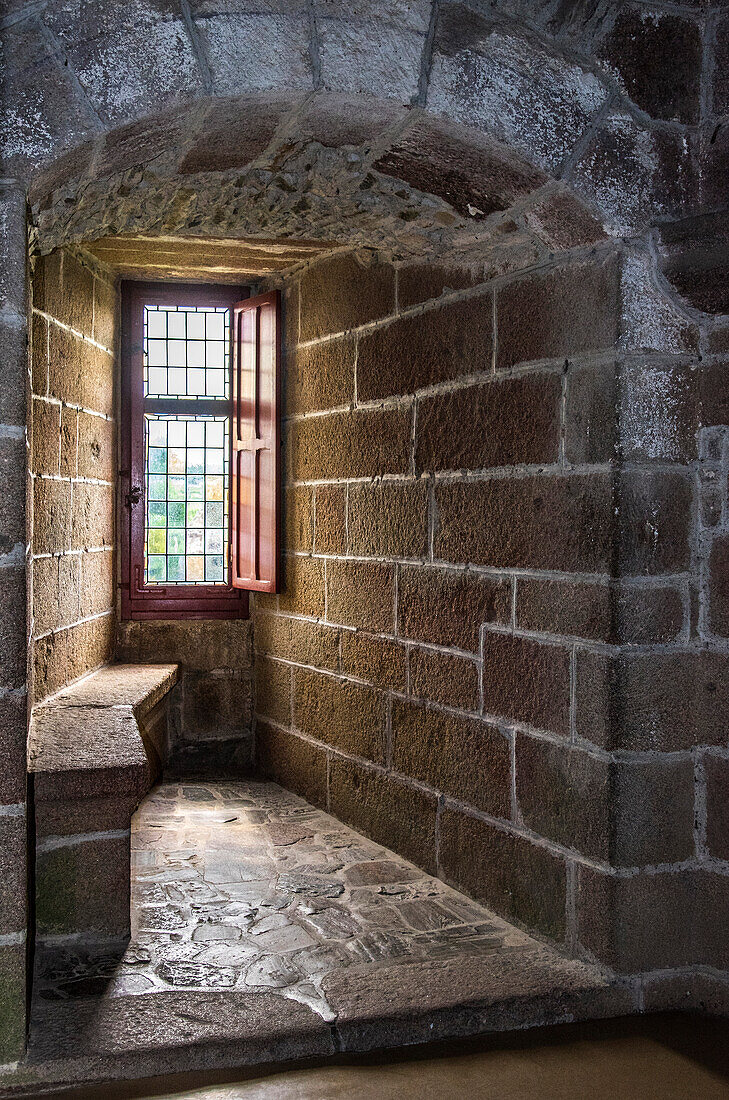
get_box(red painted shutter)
[230,290,280,592]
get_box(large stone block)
[357,292,493,402]
[287,406,411,481]
[516,577,684,646]
[92,276,117,351]
[347,481,428,559]
[576,649,729,751]
[33,614,115,703]
[415,371,561,473]
[77,413,115,482]
[36,834,131,937]
[705,753,729,861]
[313,484,346,555]
[0,944,26,1063]
[710,535,729,637]
[329,757,437,873]
[60,406,78,479]
[564,359,617,465]
[0,315,29,428]
[33,477,72,556]
[427,5,608,172]
[408,648,480,712]
[317,1,430,102]
[72,483,114,550]
[188,8,312,98]
[0,815,26,935]
[392,699,509,817]
[496,255,619,370]
[597,6,701,125]
[619,359,698,464]
[0,692,27,804]
[482,632,570,737]
[326,559,394,632]
[277,555,326,619]
[439,808,567,941]
[284,485,313,553]
[516,734,693,866]
[44,0,203,126]
[254,656,292,728]
[375,115,546,219]
[31,398,61,476]
[522,189,606,252]
[297,91,406,149]
[577,866,729,972]
[116,618,252,672]
[35,250,93,336]
[294,667,386,763]
[397,564,510,652]
[339,631,407,691]
[713,14,729,117]
[397,262,476,310]
[617,470,691,576]
[299,253,395,342]
[286,335,354,416]
[256,722,328,810]
[434,473,613,573]
[254,612,340,671]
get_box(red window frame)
[120,280,251,620]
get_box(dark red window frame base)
[120,280,250,621]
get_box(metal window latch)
[126,486,142,507]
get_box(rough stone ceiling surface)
[83,233,340,283]
[29,96,610,286]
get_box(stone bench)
[28,664,178,951]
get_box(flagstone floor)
[20,780,629,1093]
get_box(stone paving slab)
[5,781,635,1095]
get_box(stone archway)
[2,0,729,1071]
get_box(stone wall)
[253,243,729,982]
[116,619,253,770]
[29,248,116,706]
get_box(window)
[120,282,280,619]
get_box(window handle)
[126,486,142,507]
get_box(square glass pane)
[206,313,225,340]
[148,502,167,528]
[187,449,205,475]
[187,313,205,340]
[188,475,204,500]
[168,476,186,500]
[168,529,185,554]
[147,340,167,367]
[168,312,186,340]
[146,311,166,339]
[206,502,223,528]
[187,529,204,554]
[148,420,167,446]
[188,341,206,369]
[167,555,185,581]
[148,556,166,582]
[187,556,205,581]
[148,448,167,473]
[206,475,224,500]
[187,501,204,527]
[168,421,187,446]
[168,502,185,527]
[148,475,166,500]
[206,556,223,582]
[148,529,166,554]
[206,529,223,554]
[168,367,186,394]
[188,422,205,447]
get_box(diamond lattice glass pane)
[143,413,229,585]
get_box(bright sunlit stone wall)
[142,304,231,585]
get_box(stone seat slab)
[28,664,178,947]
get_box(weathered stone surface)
[439,809,567,941]
[188,5,313,97]
[397,565,510,652]
[427,5,608,172]
[0,945,26,1064]
[392,699,510,817]
[516,735,694,866]
[576,649,729,751]
[415,371,561,473]
[375,116,546,219]
[326,559,394,632]
[434,474,612,573]
[293,667,386,763]
[254,613,339,671]
[408,648,480,711]
[482,632,570,737]
[286,335,354,415]
[397,262,476,310]
[0,815,26,936]
[496,254,619,369]
[36,835,132,937]
[117,618,252,672]
[287,406,411,481]
[357,293,493,401]
[299,253,395,342]
[313,485,346,555]
[347,481,428,559]
[256,723,328,809]
[317,0,431,102]
[522,189,606,251]
[44,0,203,126]
[0,692,27,805]
[339,631,407,692]
[255,656,292,728]
[705,753,729,862]
[329,758,437,873]
[33,615,115,704]
[284,485,313,552]
[277,556,326,619]
[597,6,701,125]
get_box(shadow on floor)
[21,1014,729,1100]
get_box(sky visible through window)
[143,305,230,585]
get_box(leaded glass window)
[142,305,230,585]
